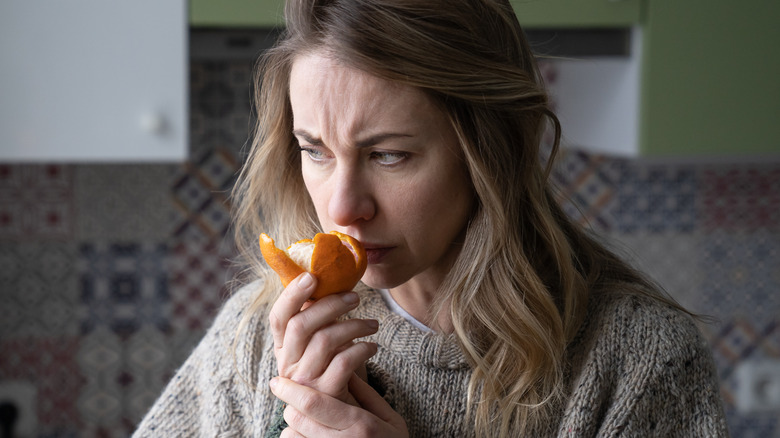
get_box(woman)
[135,0,729,436]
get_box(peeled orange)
[259,231,367,300]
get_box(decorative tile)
[611,163,697,233]
[725,410,778,438]
[78,242,170,336]
[167,330,208,379]
[709,318,780,401]
[709,317,780,436]
[190,61,253,157]
[700,231,780,321]
[78,328,123,386]
[0,242,80,338]
[38,429,81,438]
[74,164,178,241]
[170,147,240,243]
[77,328,124,433]
[605,232,704,314]
[77,326,181,433]
[77,383,123,433]
[551,150,621,231]
[168,238,237,333]
[760,321,780,357]
[0,164,75,240]
[0,337,84,433]
[699,165,780,232]
[712,320,762,372]
[125,326,175,422]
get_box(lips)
[363,246,393,264]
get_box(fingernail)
[269,377,278,390]
[298,273,315,290]
[342,292,359,305]
[366,319,379,329]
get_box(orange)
[259,231,367,300]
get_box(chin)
[360,269,406,291]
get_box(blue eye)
[300,147,325,161]
[370,151,407,166]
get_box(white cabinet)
[544,28,642,157]
[0,0,187,162]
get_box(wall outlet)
[735,359,780,413]
[0,380,37,438]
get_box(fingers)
[282,293,361,358]
[269,273,318,349]
[269,271,378,400]
[348,373,403,426]
[284,322,378,393]
[296,319,377,373]
[276,298,373,376]
[316,341,378,394]
[271,377,354,432]
[270,272,358,352]
[283,405,328,437]
[279,428,305,438]
[271,376,409,438]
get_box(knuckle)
[286,316,307,337]
[327,295,349,312]
[310,329,335,347]
[299,390,323,412]
[291,370,318,386]
[330,352,352,374]
[268,311,283,332]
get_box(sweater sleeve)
[132,282,271,437]
[610,308,728,437]
[560,295,730,437]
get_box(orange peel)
[259,231,367,300]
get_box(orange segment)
[259,231,367,299]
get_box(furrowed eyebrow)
[292,130,323,146]
[354,133,413,148]
[292,129,413,148]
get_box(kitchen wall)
[1,41,778,438]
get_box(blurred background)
[1,1,778,436]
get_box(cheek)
[301,170,329,221]
[425,174,474,235]
[402,175,471,235]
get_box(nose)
[327,166,376,227]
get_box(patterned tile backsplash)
[1,41,779,437]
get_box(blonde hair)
[231,0,678,435]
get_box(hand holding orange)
[259,231,368,300]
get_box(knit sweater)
[133,282,729,437]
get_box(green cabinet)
[510,0,642,28]
[190,0,283,28]
[190,0,642,29]
[640,1,780,157]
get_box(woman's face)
[289,53,475,294]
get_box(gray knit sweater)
[133,282,729,437]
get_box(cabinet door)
[190,0,284,28]
[510,0,642,28]
[0,0,187,162]
[189,0,640,29]
[641,1,780,157]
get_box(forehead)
[288,53,438,136]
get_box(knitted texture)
[133,282,729,437]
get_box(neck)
[389,281,453,334]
